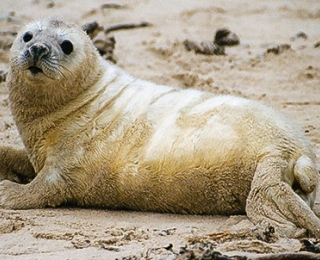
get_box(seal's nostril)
[29,43,50,61]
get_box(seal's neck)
[7,57,105,157]
[8,63,102,125]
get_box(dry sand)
[0,0,319,259]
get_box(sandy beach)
[0,0,319,259]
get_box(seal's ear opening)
[60,40,73,55]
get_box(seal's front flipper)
[0,166,69,209]
[0,146,36,184]
[246,156,320,238]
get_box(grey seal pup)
[0,18,319,238]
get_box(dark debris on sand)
[183,28,240,56]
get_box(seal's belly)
[54,84,290,214]
[84,93,259,214]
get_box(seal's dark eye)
[23,32,33,43]
[60,40,73,55]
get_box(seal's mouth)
[28,66,43,75]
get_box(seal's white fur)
[0,18,319,238]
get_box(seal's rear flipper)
[246,156,320,238]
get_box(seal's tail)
[293,155,318,208]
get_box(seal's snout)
[26,43,50,75]
[29,43,50,62]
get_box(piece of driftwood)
[93,37,117,63]
[83,21,151,37]
[100,3,126,9]
[93,37,115,55]
[265,44,291,55]
[82,21,103,39]
[183,28,239,55]
[183,39,226,55]
[105,21,151,34]
[82,21,116,63]
[82,20,151,63]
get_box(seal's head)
[9,18,101,87]
[8,18,103,120]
